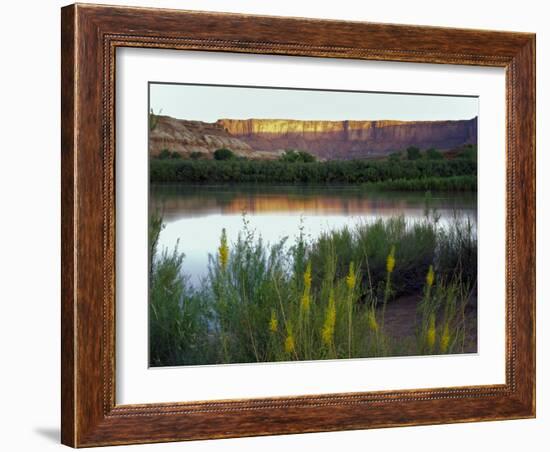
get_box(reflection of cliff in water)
[152,184,477,286]
[150,184,477,222]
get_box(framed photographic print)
[61,3,536,447]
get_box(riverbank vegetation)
[149,212,477,367]
[150,156,476,186]
[362,175,477,192]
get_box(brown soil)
[379,295,478,355]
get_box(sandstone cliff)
[149,116,254,157]
[149,115,477,159]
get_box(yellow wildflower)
[284,333,295,354]
[303,262,312,290]
[300,293,310,313]
[440,323,450,353]
[345,261,356,291]
[301,262,312,314]
[386,246,396,273]
[426,313,436,351]
[322,289,336,345]
[269,309,278,333]
[218,228,229,271]
[367,309,378,332]
[426,265,435,288]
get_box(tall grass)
[416,268,473,355]
[149,212,477,366]
[362,175,477,191]
[148,215,214,366]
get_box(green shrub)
[388,152,401,163]
[214,148,235,161]
[148,217,213,366]
[426,148,444,160]
[279,149,316,163]
[456,144,477,160]
[149,213,477,366]
[407,146,421,160]
[189,151,204,160]
[157,148,171,160]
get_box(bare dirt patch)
[380,294,478,355]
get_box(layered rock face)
[217,118,477,159]
[149,116,254,157]
[149,115,477,159]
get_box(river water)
[150,184,477,286]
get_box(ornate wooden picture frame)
[61,3,535,447]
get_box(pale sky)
[149,82,478,123]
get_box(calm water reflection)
[151,184,477,285]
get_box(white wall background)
[0,1,546,450]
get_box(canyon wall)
[149,115,477,159]
[149,116,254,157]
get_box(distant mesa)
[149,115,478,160]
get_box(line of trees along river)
[150,157,476,185]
